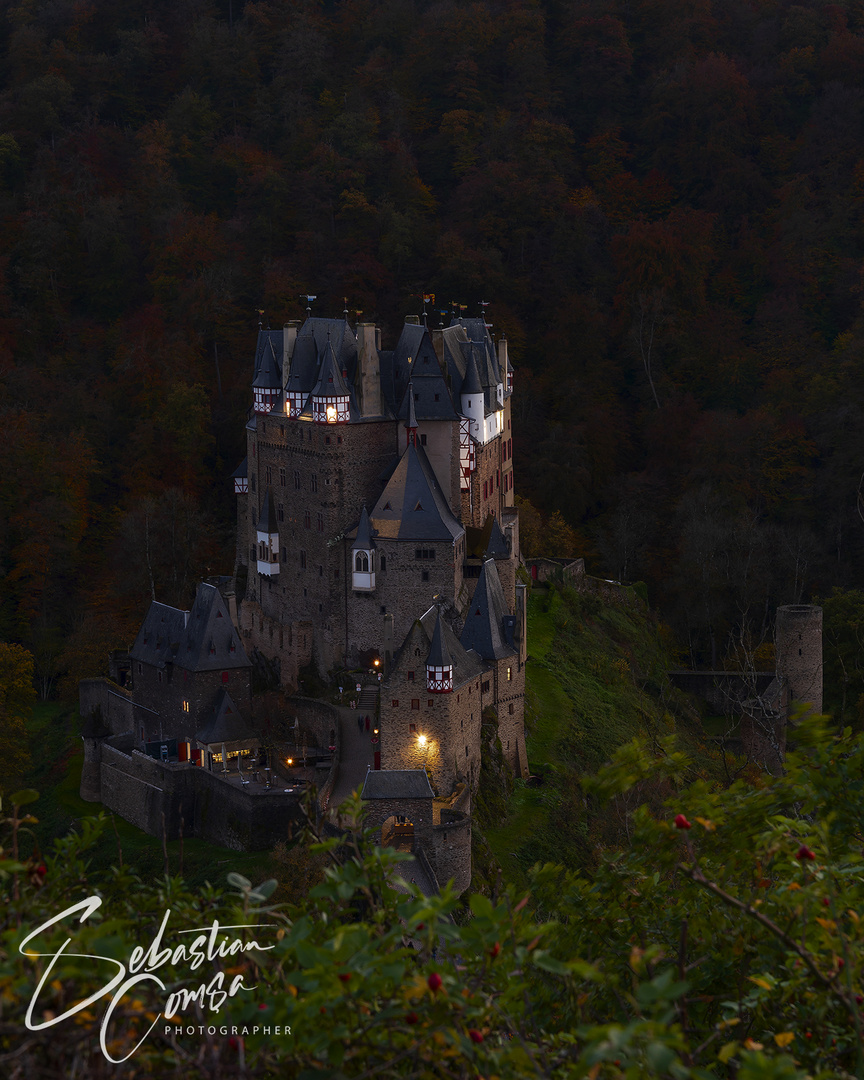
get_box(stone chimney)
[283,321,299,388]
[405,314,420,325]
[356,323,381,417]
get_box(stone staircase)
[358,681,379,715]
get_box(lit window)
[182,700,190,712]
[507,666,512,681]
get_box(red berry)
[856,996,863,1005]
[674,814,692,830]
[36,864,46,876]
[468,1029,483,1044]
[805,1032,812,1039]
[338,972,351,982]
[428,972,442,993]
[228,1036,238,1049]
[416,923,424,930]
[839,959,845,969]
[823,898,830,906]
[320,1006,327,1014]
[258,1002,267,1010]
[405,1011,419,1025]
[796,845,816,861]
[490,942,501,958]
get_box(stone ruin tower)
[775,604,823,721]
[740,603,823,775]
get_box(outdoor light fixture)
[287,757,293,765]
[373,658,380,667]
[417,734,427,747]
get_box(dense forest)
[2,0,864,685]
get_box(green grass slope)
[476,582,708,891]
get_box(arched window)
[355,551,369,573]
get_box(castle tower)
[775,604,823,720]
[253,338,282,415]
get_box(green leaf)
[533,951,571,975]
[10,789,39,807]
[718,1041,739,1064]
[469,893,494,919]
[254,878,278,899]
[227,872,252,890]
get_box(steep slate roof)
[312,337,352,399]
[371,441,463,541]
[460,559,517,661]
[130,583,251,673]
[461,348,483,396]
[361,769,434,800]
[253,328,284,383]
[230,456,248,481]
[404,605,486,688]
[405,380,418,431]
[352,505,375,550]
[426,606,452,668]
[194,689,258,748]
[485,516,510,558]
[391,323,459,422]
[289,318,358,399]
[253,336,283,389]
[257,489,277,534]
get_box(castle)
[231,311,529,791]
[77,309,528,883]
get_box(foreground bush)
[2,716,862,1078]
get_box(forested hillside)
[1,0,863,681]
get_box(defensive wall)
[88,734,305,850]
[80,679,328,851]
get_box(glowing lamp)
[287,757,293,765]
[417,734,427,747]
[326,404,337,423]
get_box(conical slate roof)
[406,380,418,431]
[461,348,483,396]
[253,337,282,389]
[352,506,375,550]
[426,607,452,668]
[230,457,248,481]
[460,559,516,661]
[312,338,351,399]
[257,489,277,534]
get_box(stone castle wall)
[79,678,134,735]
[426,809,471,895]
[93,738,304,851]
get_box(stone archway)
[381,814,414,850]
